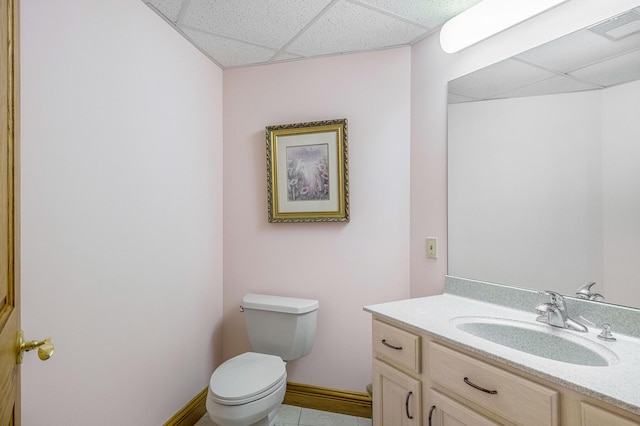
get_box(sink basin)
[450,316,619,367]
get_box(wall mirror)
[447,7,640,308]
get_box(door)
[1,0,20,425]
[581,403,640,426]
[373,359,421,426]
[428,390,499,426]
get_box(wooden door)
[373,359,421,426]
[581,403,640,426]
[428,390,499,426]
[1,0,20,424]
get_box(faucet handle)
[576,282,604,301]
[576,282,597,296]
[540,290,565,306]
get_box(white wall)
[222,48,411,392]
[409,0,640,297]
[20,1,224,424]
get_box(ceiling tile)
[448,93,476,104]
[146,0,185,22]
[516,26,640,73]
[271,51,305,62]
[448,59,556,100]
[182,28,278,68]
[569,49,640,87]
[491,75,601,100]
[356,0,482,28]
[181,0,333,50]
[144,0,484,68]
[287,0,425,57]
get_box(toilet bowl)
[206,352,287,426]
[206,294,319,426]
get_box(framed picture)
[266,118,349,223]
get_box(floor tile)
[298,407,359,426]
[197,404,370,426]
[194,412,215,426]
[277,405,302,424]
[357,417,372,426]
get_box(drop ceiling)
[144,2,640,97]
[448,7,640,103]
[143,0,482,69]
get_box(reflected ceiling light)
[440,0,570,53]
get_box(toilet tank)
[241,294,319,361]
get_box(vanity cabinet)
[371,320,421,426]
[370,317,640,426]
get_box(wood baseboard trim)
[284,382,372,419]
[163,387,208,426]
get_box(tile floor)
[195,404,372,426]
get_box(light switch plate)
[427,237,438,259]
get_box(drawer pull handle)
[428,405,436,426]
[464,377,498,394]
[381,339,402,350]
[405,391,414,419]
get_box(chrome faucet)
[535,291,588,332]
[575,282,605,301]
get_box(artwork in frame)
[266,118,349,223]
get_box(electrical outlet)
[426,237,438,259]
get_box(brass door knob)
[17,330,55,364]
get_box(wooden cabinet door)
[428,389,500,426]
[0,0,20,424]
[373,359,420,426]
[581,403,640,426]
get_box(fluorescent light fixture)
[440,0,570,53]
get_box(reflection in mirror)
[447,7,640,309]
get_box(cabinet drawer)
[429,342,558,426]
[373,320,420,373]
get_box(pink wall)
[222,48,412,392]
[20,1,224,424]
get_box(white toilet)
[206,294,319,426]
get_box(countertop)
[364,291,640,415]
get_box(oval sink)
[450,316,619,367]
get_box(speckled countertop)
[363,277,640,416]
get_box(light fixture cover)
[440,0,570,53]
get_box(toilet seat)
[209,352,287,406]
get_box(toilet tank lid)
[242,294,319,314]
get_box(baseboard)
[164,381,373,425]
[283,382,372,419]
[163,388,208,426]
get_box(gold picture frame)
[266,118,349,223]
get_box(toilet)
[206,294,319,426]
